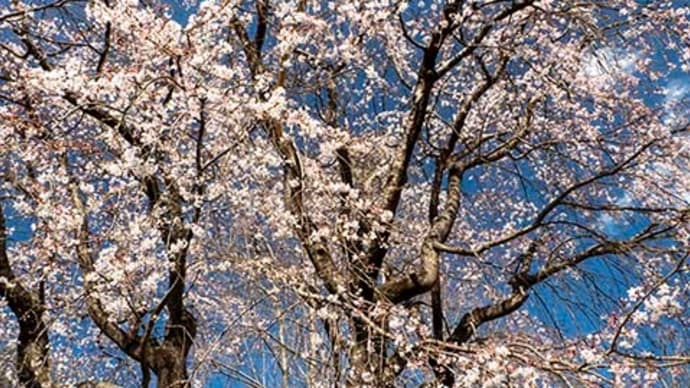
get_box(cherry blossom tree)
[1,0,690,387]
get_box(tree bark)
[1,204,52,387]
[150,344,190,388]
[14,293,52,388]
[154,364,187,388]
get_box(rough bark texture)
[151,345,190,388]
[0,204,52,388]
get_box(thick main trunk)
[348,316,389,387]
[152,347,188,388]
[155,365,187,388]
[16,314,51,388]
[151,315,195,388]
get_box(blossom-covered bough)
[1,0,689,386]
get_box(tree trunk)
[152,348,188,388]
[155,366,187,388]
[349,316,388,387]
[150,311,195,388]
[1,204,52,387]
[16,310,51,388]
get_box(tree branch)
[0,202,52,387]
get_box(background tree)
[1,0,690,387]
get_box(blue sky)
[2,0,690,386]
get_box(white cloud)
[578,47,639,89]
[664,79,690,102]
[662,78,690,128]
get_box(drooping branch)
[607,253,688,355]
[434,136,664,258]
[231,12,346,295]
[68,178,149,363]
[0,88,53,388]
[19,16,200,375]
[267,119,345,294]
[448,218,686,347]
[63,89,193,334]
